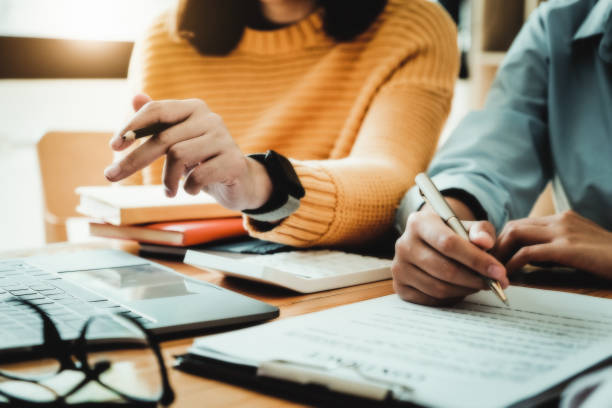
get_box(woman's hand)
[493,210,612,280]
[392,200,509,306]
[104,94,273,211]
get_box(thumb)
[132,93,152,112]
[463,220,496,250]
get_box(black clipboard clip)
[257,356,415,402]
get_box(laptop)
[0,249,279,356]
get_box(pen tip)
[489,281,509,307]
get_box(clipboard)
[173,289,612,408]
[173,352,609,408]
[174,353,612,408]
[174,353,419,408]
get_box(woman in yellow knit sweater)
[104,0,458,247]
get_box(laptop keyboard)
[0,259,152,348]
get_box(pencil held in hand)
[122,122,174,142]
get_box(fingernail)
[477,230,490,240]
[104,164,120,180]
[487,264,505,279]
[164,187,174,197]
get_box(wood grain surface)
[2,241,610,407]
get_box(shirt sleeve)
[246,7,459,247]
[396,5,553,234]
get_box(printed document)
[189,287,612,408]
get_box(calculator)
[184,249,392,293]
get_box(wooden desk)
[3,241,612,407]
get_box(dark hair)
[172,0,388,55]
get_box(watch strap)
[243,151,304,222]
[244,195,301,222]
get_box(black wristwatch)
[243,150,305,222]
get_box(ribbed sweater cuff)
[244,161,337,247]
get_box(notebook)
[176,287,612,408]
[184,249,392,293]
[76,185,239,225]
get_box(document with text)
[188,287,612,408]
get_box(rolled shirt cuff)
[394,185,426,234]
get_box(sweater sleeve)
[245,5,459,247]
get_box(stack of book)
[76,185,248,256]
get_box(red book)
[89,218,247,247]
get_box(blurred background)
[0,0,541,251]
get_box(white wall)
[0,79,130,145]
[0,79,130,251]
[0,0,173,41]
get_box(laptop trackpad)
[63,264,197,302]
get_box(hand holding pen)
[392,173,510,307]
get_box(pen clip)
[415,174,462,224]
[417,187,434,213]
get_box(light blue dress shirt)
[396,0,612,234]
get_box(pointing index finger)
[104,137,166,182]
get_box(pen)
[122,122,174,142]
[414,173,509,306]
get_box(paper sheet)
[190,287,612,408]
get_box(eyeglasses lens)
[0,305,62,403]
[82,314,163,401]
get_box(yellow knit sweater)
[126,0,458,247]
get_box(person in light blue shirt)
[392,0,612,306]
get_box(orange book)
[89,218,247,247]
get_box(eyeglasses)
[0,298,175,407]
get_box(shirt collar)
[573,0,612,42]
